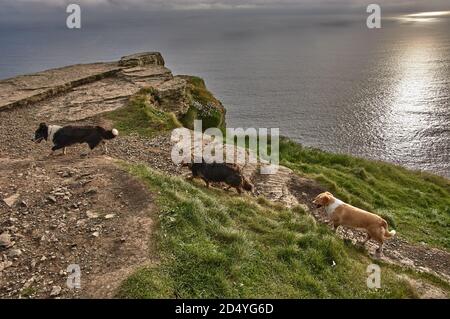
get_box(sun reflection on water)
[398,10,450,23]
[383,38,445,169]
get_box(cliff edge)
[0,53,449,299]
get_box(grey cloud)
[0,0,448,27]
[2,0,450,10]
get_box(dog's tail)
[100,127,119,140]
[381,219,396,239]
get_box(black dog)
[33,123,118,155]
[184,161,254,194]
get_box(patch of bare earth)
[0,156,156,298]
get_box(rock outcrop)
[0,52,205,121]
[118,52,165,68]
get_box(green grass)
[179,76,226,131]
[99,76,450,299]
[115,164,449,299]
[279,138,450,250]
[184,76,220,106]
[105,88,181,138]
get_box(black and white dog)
[33,123,118,155]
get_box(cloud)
[2,0,450,11]
[1,0,449,27]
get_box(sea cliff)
[0,53,449,298]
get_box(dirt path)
[0,93,181,298]
[0,156,156,298]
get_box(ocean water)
[0,9,449,177]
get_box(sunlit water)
[0,10,449,177]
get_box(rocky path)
[0,63,121,111]
[0,53,177,298]
[0,156,156,298]
[0,53,449,298]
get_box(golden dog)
[313,192,396,255]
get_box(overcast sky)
[1,0,448,27]
[2,0,449,11]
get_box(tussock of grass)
[106,89,181,138]
[179,76,226,131]
[117,164,427,299]
[279,138,450,250]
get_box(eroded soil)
[0,156,156,298]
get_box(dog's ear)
[314,192,331,205]
[324,194,333,204]
[39,122,47,129]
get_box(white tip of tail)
[390,230,396,236]
[112,129,119,136]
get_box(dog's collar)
[325,198,344,215]
[48,125,62,142]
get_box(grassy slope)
[105,88,181,138]
[107,79,226,135]
[117,164,431,298]
[103,78,450,298]
[279,138,450,250]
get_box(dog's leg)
[63,147,67,155]
[81,149,91,157]
[81,148,92,158]
[362,233,370,245]
[49,145,62,157]
[331,222,339,232]
[83,141,98,157]
[375,243,383,257]
[84,139,101,157]
[102,141,108,155]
